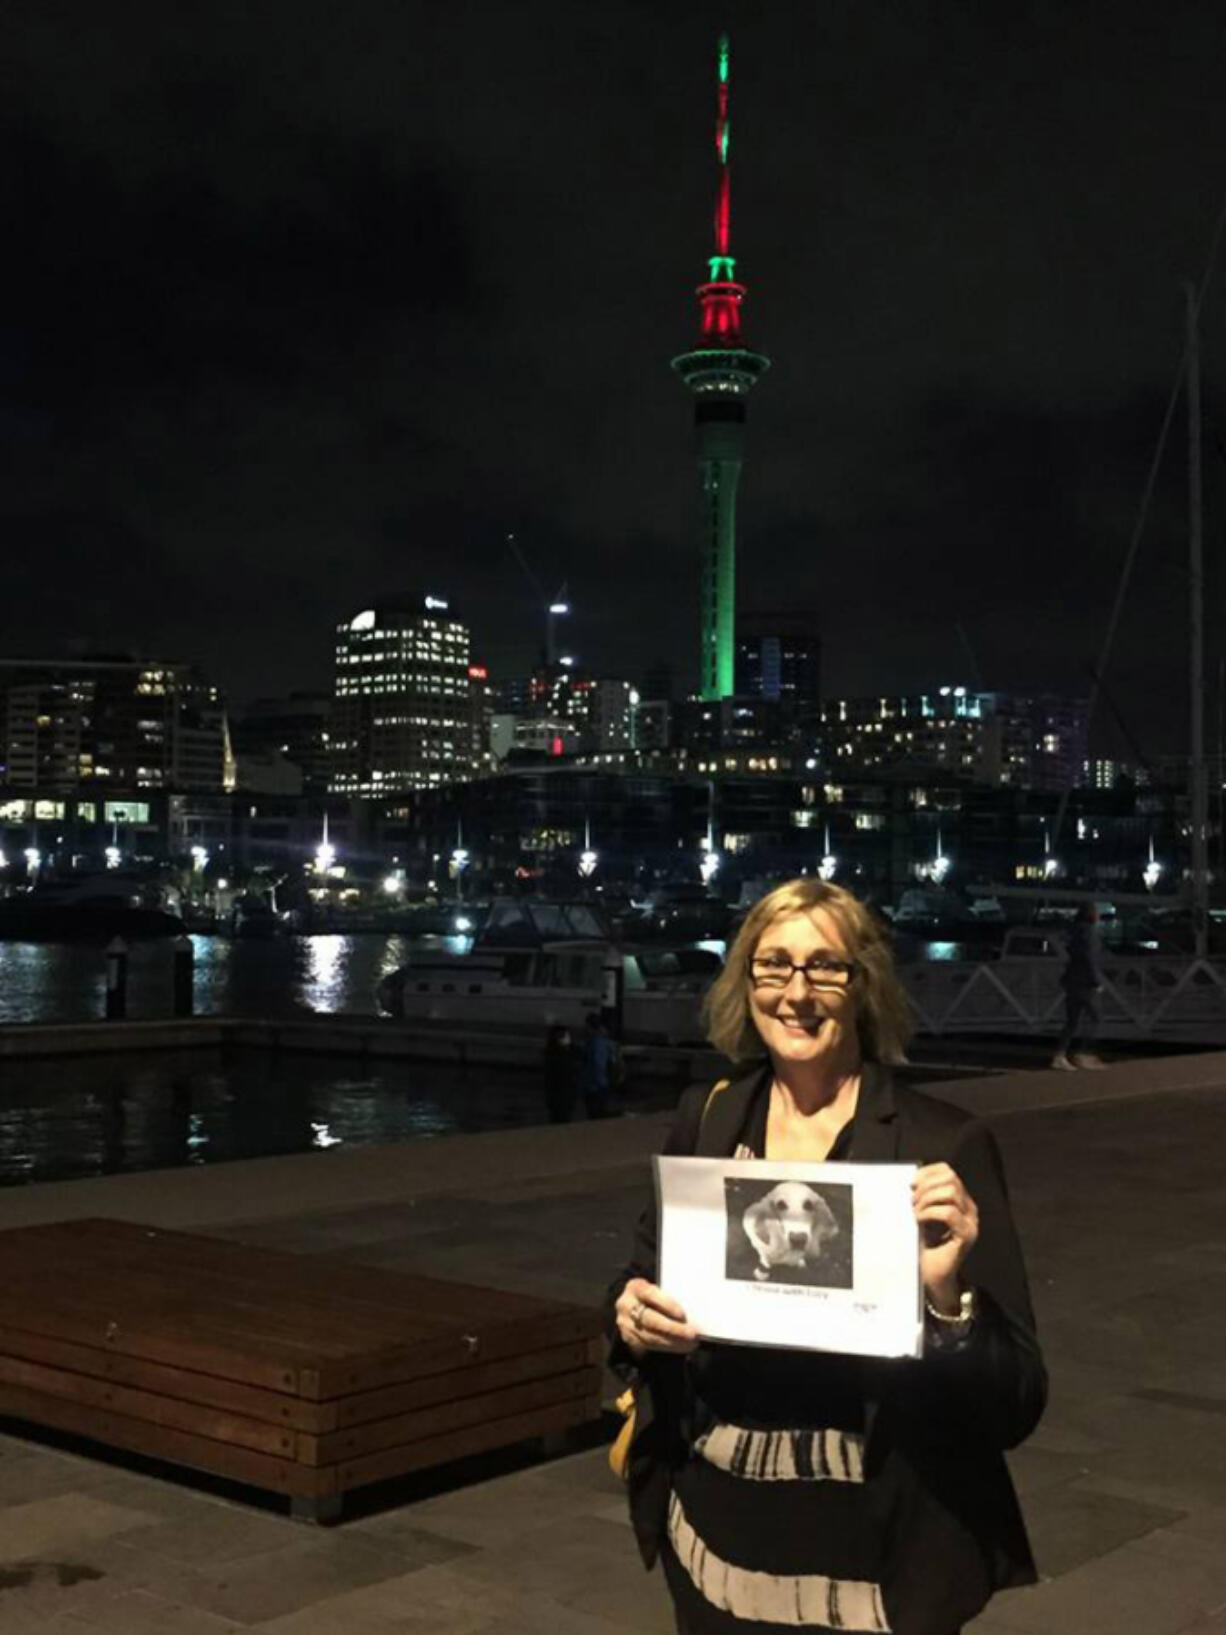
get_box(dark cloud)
[0,511,202,656]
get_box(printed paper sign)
[655,1156,923,1358]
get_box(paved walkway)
[3,1051,1226,1631]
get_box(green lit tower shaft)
[672,34,770,701]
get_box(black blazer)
[606,1063,1047,1633]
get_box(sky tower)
[672,33,770,701]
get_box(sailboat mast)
[1186,281,1210,957]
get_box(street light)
[1042,822,1059,881]
[190,845,209,872]
[818,824,837,881]
[930,828,951,884]
[578,817,597,879]
[314,812,335,876]
[450,847,470,902]
[1143,835,1163,892]
[104,845,122,870]
[24,847,41,879]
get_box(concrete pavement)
[2,1050,1226,1631]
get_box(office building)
[329,597,472,795]
[0,657,232,794]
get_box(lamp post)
[450,822,469,903]
[314,811,336,877]
[930,827,951,884]
[578,817,597,881]
[818,823,837,882]
[699,780,721,887]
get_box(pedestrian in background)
[543,1023,576,1123]
[581,1013,617,1118]
[1051,903,1106,1069]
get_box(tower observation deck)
[671,33,770,702]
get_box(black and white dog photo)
[724,1176,854,1288]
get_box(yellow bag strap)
[699,1077,730,1138]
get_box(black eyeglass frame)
[747,954,859,989]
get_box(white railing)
[898,956,1226,1043]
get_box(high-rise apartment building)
[736,612,821,706]
[329,597,472,794]
[817,689,1090,791]
[466,663,495,774]
[0,658,232,793]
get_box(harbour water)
[0,1045,653,1189]
[0,932,1028,1190]
[0,930,996,1030]
[0,933,451,1027]
[0,934,674,1189]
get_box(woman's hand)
[614,1277,700,1358]
[912,1162,979,1310]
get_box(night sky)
[5,1,1226,757]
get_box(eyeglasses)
[749,955,857,990]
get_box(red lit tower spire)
[672,33,770,701]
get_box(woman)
[606,879,1046,1635]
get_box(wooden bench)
[0,1219,604,1520]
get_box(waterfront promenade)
[2,1052,1226,1631]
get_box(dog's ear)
[743,1198,771,1254]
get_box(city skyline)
[5,3,1226,758]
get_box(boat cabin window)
[539,951,602,989]
[530,906,571,940]
[502,952,535,985]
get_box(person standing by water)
[606,878,1045,1635]
[1051,903,1106,1070]
[543,1024,576,1123]
[581,1013,618,1118]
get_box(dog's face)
[744,1182,838,1266]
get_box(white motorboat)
[375,899,720,1044]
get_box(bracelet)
[925,1288,976,1327]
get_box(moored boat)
[374,898,720,1044]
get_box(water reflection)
[0,933,431,1025]
[0,1047,681,1187]
[303,935,349,1012]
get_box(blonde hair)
[703,878,913,1066]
